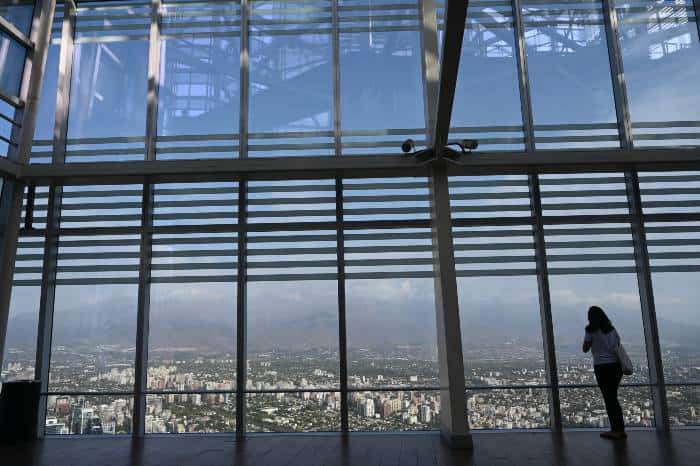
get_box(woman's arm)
[582,340,592,353]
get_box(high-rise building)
[363,398,375,418]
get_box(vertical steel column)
[235,0,250,438]
[602,0,633,150]
[34,0,73,437]
[52,0,75,164]
[528,175,562,431]
[335,178,348,432]
[429,159,471,449]
[133,0,161,437]
[331,0,342,158]
[694,0,700,46]
[422,0,471,447]
[419,0,439,142]
[133,183,153,437]
[145,0,162,162]
[8,0,56,165]
[625,172,670,431]
[34,185,61,437]
[235,178,248,438]
[331,0,349,432]
[512,0,535,152]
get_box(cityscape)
[2,344,698,435]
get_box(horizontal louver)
[539,173,629,216]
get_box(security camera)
[401,138,415,154]
[459,139,479,151]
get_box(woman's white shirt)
[584,329,620,366]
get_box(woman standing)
[582,305,627,440]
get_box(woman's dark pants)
[594,362,625,432]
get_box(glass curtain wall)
[22,0,700,158]
[5,0,700,437]
[6,167,699,434]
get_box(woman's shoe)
[600,431,627,440]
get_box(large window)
[344,177,439,431]
[523,0,619,148]
[246,180,340,432]
[450,175,549,429]
[45,185,142,435]
[540,173,654,428]
[640,171,700,426]
[616,0,700,147]
[29,6,63,164]
[1,187,46,385]
[249,1,333,157]
[146,182,238,433]
[339,2,425,155]
[157,0,241,160]
[66,2,149,162]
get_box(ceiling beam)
[432,0,468,150]
[0,156,22,179]
[14,148,700,186]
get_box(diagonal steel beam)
[432,0,468,150]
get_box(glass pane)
[49,285,137,392]
[348,390,440,431]
[0,2,34,36]
[339,27,425,154]
[467,388,550,429]
[0,31,27,96]
[30,44,61,163]
[522,0,619,148]
[148,283,236,391]
[449,0,525,151]
[67,40,148,162]
[459,276,546,387]
[247,392,341,432]
[1,287,39,383]
[249,33,333,157]
[1,233,43,384]
[346,279,438,389]
[45,395,133,435]
[560,386,655,428]
[248,281,339,390]
[666,385,700,426]
[146,393,235,433]
[617,0,700,147]
[157,0,241,160]
[0,99,13,156]
[644,222,700,384]
[549,275,649,386]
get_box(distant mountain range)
[5,291,699,355]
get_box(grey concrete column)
[429,158,472,449]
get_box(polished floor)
[0,431,698,466]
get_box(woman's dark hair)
[586,305,614,334]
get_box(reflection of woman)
[582,305,627,440]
